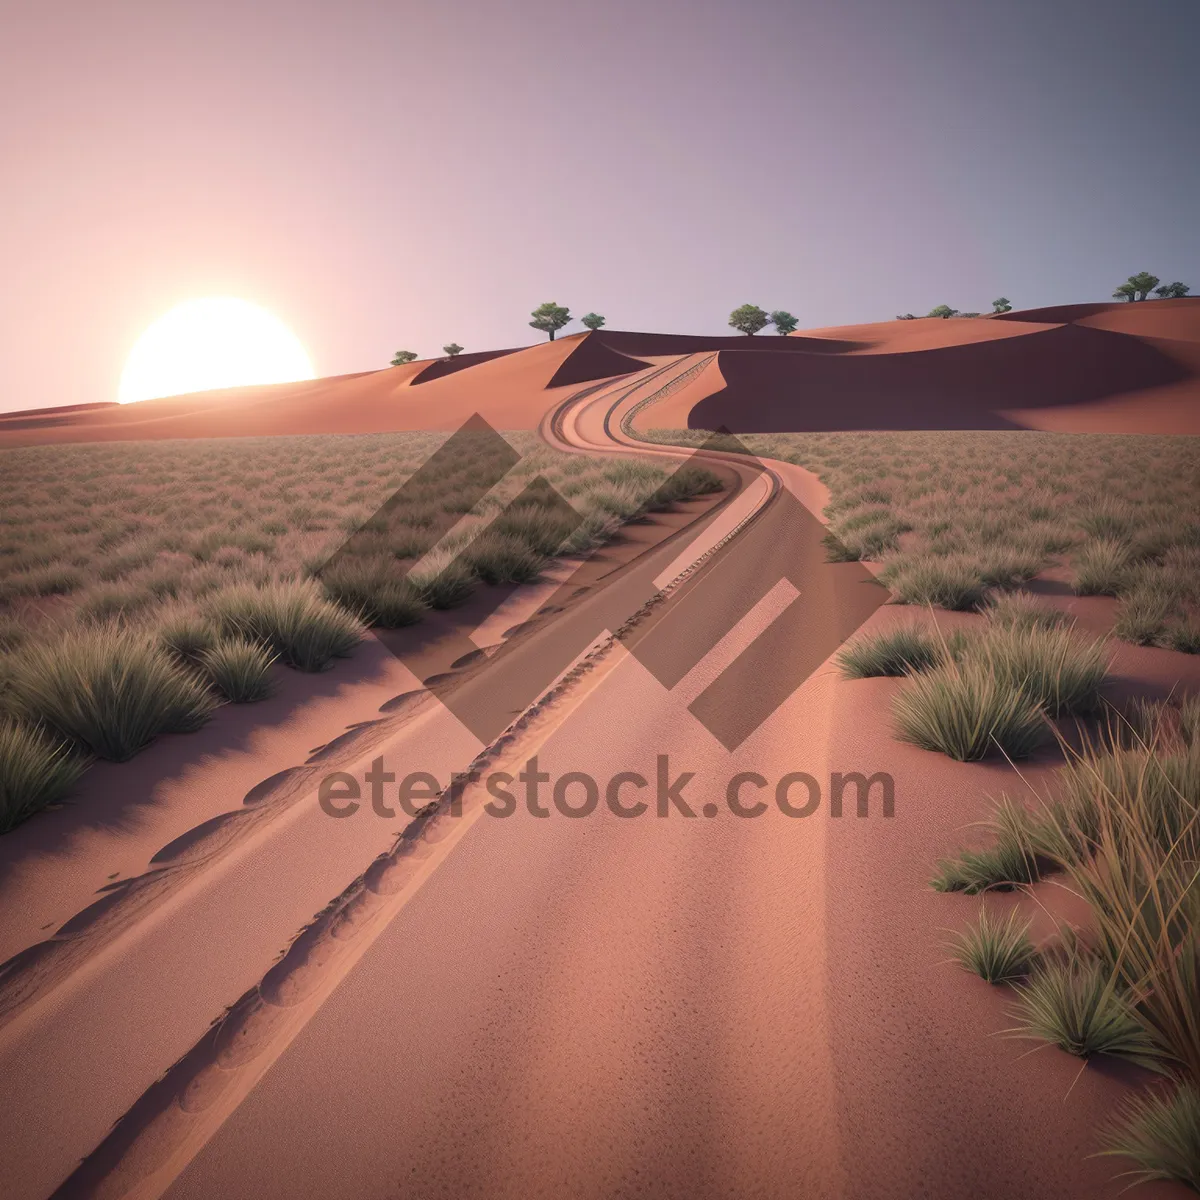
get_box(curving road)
[35,359,1146,1199]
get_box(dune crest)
[2,299,1197,444]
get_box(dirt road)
[31,360,1178,1199]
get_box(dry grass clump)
[1102,1084,1200,1192]
[887,621,1109,760]
[0,719,88,832]
[3,627,218,761]
[0,432,726,829]
[200,639,277,703]
[934,706,1200,1185]
[641,429,1200,648]
[892,656,1047,761]
[836,624,944,678]
[948,905,1038,984]
[205,580,364,672]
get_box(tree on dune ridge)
[530,302,572,341]
[1114,271,1162,302]
[927,304,959,319]
[443,343,464,358]
[1154,281,1190,299]
[580,312,606,331]
[728,304,770,336]
[390,350,418,366]
[769,310,799,335]
[1129,271,1160,301]
[992,297,1012,313]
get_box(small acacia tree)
[729,304,770,336]
[992,297,1012,313]
[770,310,799,335]
[1154,281,1190,299]
[390,350,418,366]
[530,302,572,340]
[896,313,917,320]
[1115,272,1161,302]
[580,312,606,331]
[443,343,464,358]
[1130,271,1160,301]
[928,304,959,319]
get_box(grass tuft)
[1072,538,1131,596]
[4,628,217,761]
[1009,952,1165,1071]
[200,638,277,703]
[206,580,364,671]
[893,657,1047,760]
[948,906,1038,984]
[0,719,89,832]
[983,591,1070,632]
[883,555,986,611]
[836,624,943,678]
[961,623,1110,716]
[319,557,428,628]
[1101,1084,1200,1191]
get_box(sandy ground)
[21,359,1191,1199]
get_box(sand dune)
[2,299,1197,444]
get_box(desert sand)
[2,299,1198,444]
[2,307,1197,1199]
[6,360,1186,1199]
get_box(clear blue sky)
[2,0,1197,410]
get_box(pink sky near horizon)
[1,0,1197,413]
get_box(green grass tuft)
[892,657,1047,761]
[406,548,478,610]
[459,532,546,585]
[948,906,1038,984]
[206,580,365,671]
[1072,538,1131,596]
[1101,1083,1200,1192]
[4,628,217,761]
[1009,953,1166,1071]
[200,638,277,703]
[983,591,1070,632]
[836,624,943,678]
[883,555,986,611]
[961,624,1110,717]
[0,719,89,832]
[319,557,428,628]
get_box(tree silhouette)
[580,312,606,331]
[927,304,959,319]
[1115,272,1160,302]
[530,302,572,341]
[992,297,1012,313]
[1154,281,1190,299]
[443,343,464,357]
[770,310,799,335]
[728,304,770,335]
[390,350,418,366]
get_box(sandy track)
[24,359,1195,1198]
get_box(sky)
[1,0,1198,412]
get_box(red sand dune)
[2,299,1197,445]
[409,346,520,384]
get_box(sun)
[118,297,316,404]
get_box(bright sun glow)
[118,297,315,404]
